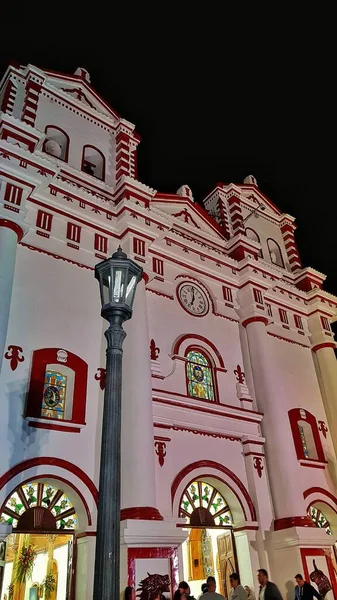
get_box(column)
[312,343,337,453]
[243,317,311,526]
[121,278,161,520]
[0,220,25,374]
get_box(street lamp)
[93,246,143,600]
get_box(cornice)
[43,81,118,128]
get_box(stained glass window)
[0,482,78,530]
[41,370,67,419]
[180,481,232,526]
[309,506,332,535]
[186,351,214,401]
[298,425,309,458]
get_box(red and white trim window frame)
[36,210,53,232]
[171,335,227,404]
[288,408,325,463]
[25,348,88,433]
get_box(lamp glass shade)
[95,247,143,315]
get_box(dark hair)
[207,577,216,585]
[202,584,208,593]
[178,583,189,590]
[230,574,240,582]
[125,587,134,600]
[173,591,181,600]
[295,575,304,580]
[258,570,268,578]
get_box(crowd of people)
[124,570,323,600]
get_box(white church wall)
[0,244,104,489]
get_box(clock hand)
[191,288,195,304]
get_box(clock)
[177,283,209,316]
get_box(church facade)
[1,63,337,600]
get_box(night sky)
[1,13,335,295]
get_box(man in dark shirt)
[294,574,322,600]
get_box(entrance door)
[217,531,238,600]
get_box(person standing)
[200,576,225,600]
[229,573,247,600]
[257,569,283,600]
[294,574,322,600]
[245,586,256,600]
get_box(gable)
[44,69,121,123]
[240,185,282,216]
[152,193,225,240]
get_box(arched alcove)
[44,126,70,162]
[245,228,263,257]
[81,145,105,180]
[267,238,285,268]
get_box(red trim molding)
[301,548,337,600]
[304,487,337,506]
[128,547,179,593]
[27,421,82,434]
[172,334,225,369]
[0,473,92,526]
[120,506,163,521]
[0,457,98,506]
[0,219,25,242]
[25,348,88,428]
[288,408,325,462]
[274,516,315,530]
[241,316,268,328]
[171,460,256,522]
[312,342,336,352]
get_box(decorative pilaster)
[0,219,27,374]
[21,73,44,127]
[241,314,313,528]
[307,300,337,454]
[115,122,140,182]
[280,218,302,273]
[121,279,162,520]
[1,78,17,115]
[228,195,245,236]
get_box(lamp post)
[93,246,143,600]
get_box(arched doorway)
[0,481,77,600]
[179,480,238,600]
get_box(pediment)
[45,69,120,123]
[153,195,224,240]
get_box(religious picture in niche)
[41,370,67,419]
[298,424,309,458]
[186,350,214,401]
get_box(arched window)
[245,228,263,257]
[267,238,285,268]
[25,348,88,433]
[180,480,233,526]
[81,145,105,180]
[186,349,215,401]
[309,506,332,535]
[288,409,325,462]
[44,126,69,162]
[0,481,78,531]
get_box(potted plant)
[42,573,56,600]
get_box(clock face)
[178,283,209,316]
